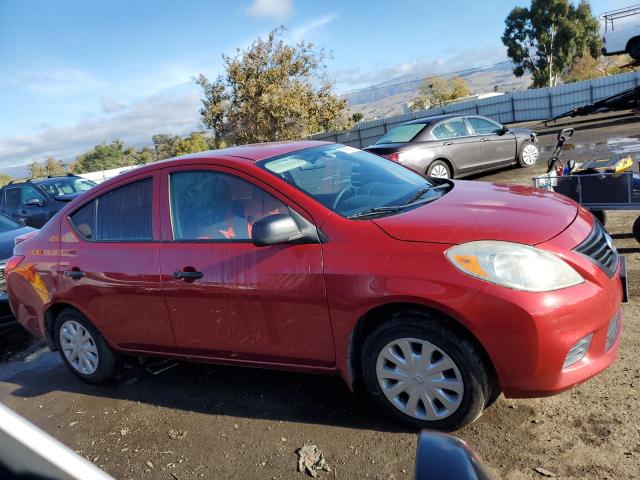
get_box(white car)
[602,6,640,60]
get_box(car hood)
[372,180,578,245]
[508,127,536,139]
[0,226,36,261]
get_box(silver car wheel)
[376,338,464,421]
[521,143,539,165]
[60,320,99,375]
[430,164,449,178]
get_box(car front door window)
[169,171,287,241]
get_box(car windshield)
[39,177,96,196]
[374,123,427,144]
[0,213,22,232]
[261,144,450,218]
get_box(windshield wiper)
[348,184,451,219]
[347,205,407,219]
[403,183,450,206]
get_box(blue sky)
[0,0,630,170]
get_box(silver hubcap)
[376,338,464,421]
[522,144,539,165]
[60,320,99,375]
[429,164,449,178]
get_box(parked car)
[0,402,114,480]
[364,114,539,178]
[601,5,640,60]
[0,175,96,228]
[0,214,36,327]
[7,141,623,431]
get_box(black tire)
[426,160,452,179]
[517,141,539,168]
[633,216,640,243]
[591,210,606,226]
[360,311,492,431]
[54,308,119,383]
[628,37,640,60]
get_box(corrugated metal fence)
[312,71,640,148]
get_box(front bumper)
[452,212,624,398]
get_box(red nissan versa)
[7,141,624,431]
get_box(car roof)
[32,175,84,184]
[171,140,333,163]
[402,114,462,126]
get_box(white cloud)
[100,97,127,114]
[0,67,107,97]
[246,0,293,19]
[289,13,338,42]
[0,89,202,168]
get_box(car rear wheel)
[426,161,451,179]
[55,308,119,383]
[518,141,539,167]
[360,313,491,431]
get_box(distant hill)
[346,62,532,119]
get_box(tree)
[152,134,179,160]
[413,76,472,110]
[351,112,364,123]
[175,132,210,156]
[502,0,601,87]
[73,140,128,174]
[562,55,603,82]
[195,27,353,145]
[28,162,46,178]
[0,175,12,187]
[44,157,66,176]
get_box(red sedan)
[7,141,623,431]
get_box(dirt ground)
[2,113,640,479]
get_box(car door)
[59,173,176,350]
[430,118,482,175]
[465,116,516,167]
[158,166,335,366]
[20,185,48,228]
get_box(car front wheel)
[361,313,491,431]
[518,141,539,167]
[55,308,119,383]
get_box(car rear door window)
[169,171,286,241]
[69,178,152,241]
[467,117,502,135]
[431,119,470,139]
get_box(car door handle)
[64,270,86,279]
[443,141,453,146]
[173,270,203,281]
[480,138,489,142]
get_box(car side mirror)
[415,430,492,480]
[498,125,509,135]
[26,198,43,207]
[251,211,321,247]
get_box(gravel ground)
[1,113,640,479]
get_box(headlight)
[446,241,583,292]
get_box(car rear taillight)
[387,152,400,162]
[14,231,37,246]
[5,255,25,275]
